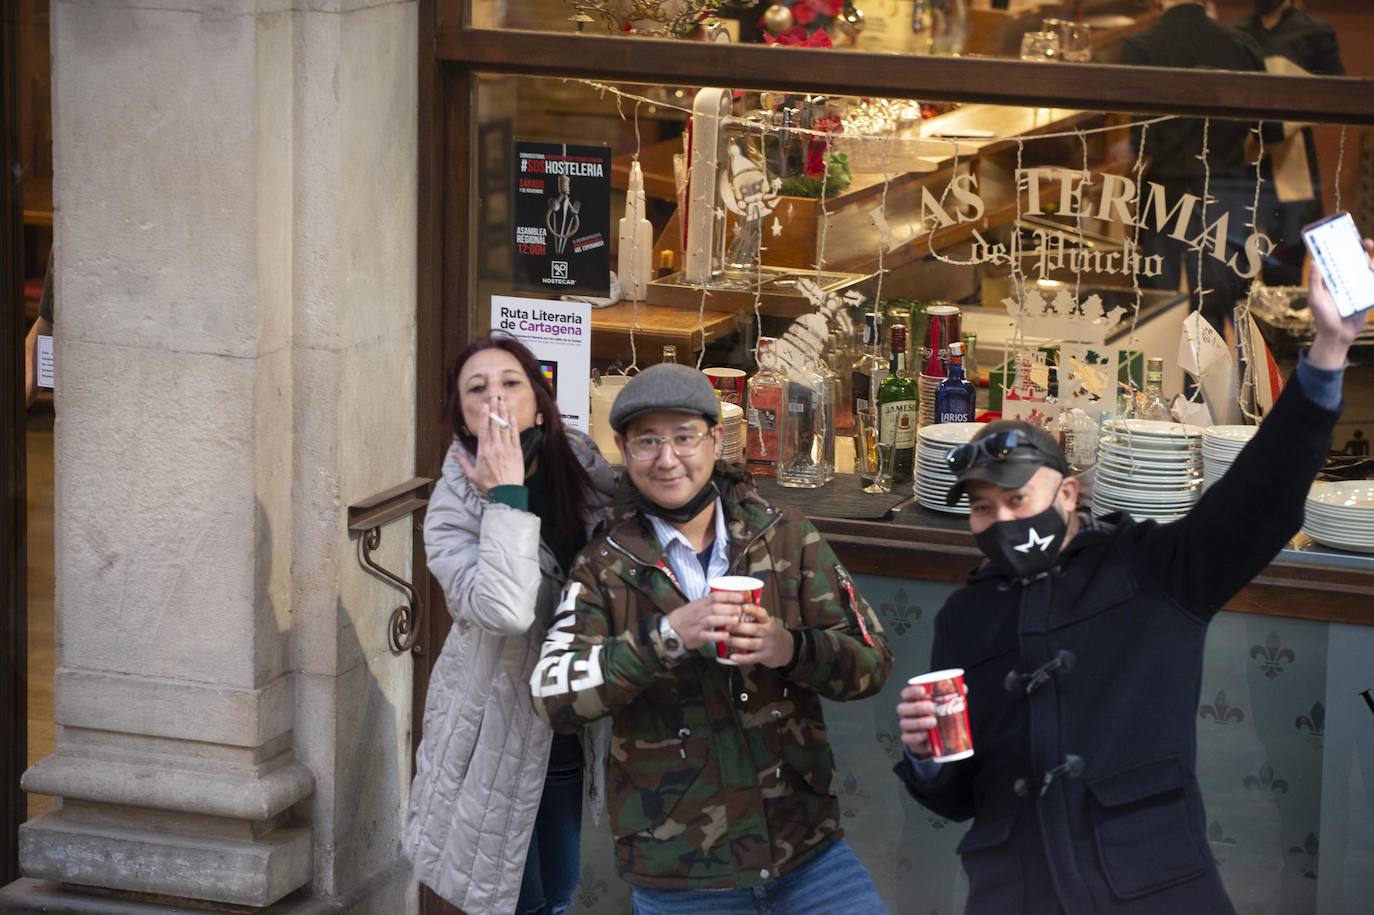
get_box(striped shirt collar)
[647,499,730,601]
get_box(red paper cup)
[908,668,974,762]
[703,367,746,406]
[708,575,763,665]
[921,305,961,378]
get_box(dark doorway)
[3,0,55,884]
[2,0,32,885]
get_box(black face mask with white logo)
[974,501,1069,581]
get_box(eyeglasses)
[625,428,713,462]
[946,429,1025,474]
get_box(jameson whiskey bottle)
[851,312,886,484]
[878,324,918,484]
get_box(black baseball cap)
[944,420,1071,506]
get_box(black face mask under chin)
[635,479,720,525]
[974,501,1070,582]
[519,427,544,472]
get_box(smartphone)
[1302,212,1374,319]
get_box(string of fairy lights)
[583,77,1349,427]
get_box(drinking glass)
[863,440,896,494]
[1044,18,1092,63]
[1019,31,1060,63]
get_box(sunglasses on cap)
[946,429,1038,475]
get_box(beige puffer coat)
[405,431,617,913]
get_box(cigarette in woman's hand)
[489,413,511,429]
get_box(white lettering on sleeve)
[530,582,606,697]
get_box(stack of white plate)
[1302,481,1374,554]
[1201,425,1257,490]
[917,374,942,428]
[915,422,984,515]
[719,402,745,465]
[1092,419,1205,522]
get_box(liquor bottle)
[851,313,887,484]
[935,342,977,424]
[961,332,981,389]
[662,345,678,365]
[746,337,783,477]
[1137,356,1171,421]
[618,160,653,301]
[878,324,918,484]
[777,359,832,489]
[816,358,839,483]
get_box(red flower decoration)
[764,27,833,48]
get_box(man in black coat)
[892,240,1373,913]
[1120,1,1276,335]
[1235,0,1346,286]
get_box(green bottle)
[878,324,918,484]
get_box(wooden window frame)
[412,8,1374,910]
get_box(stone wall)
[12,2,419,911]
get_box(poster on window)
[491,295,592,433]
[513,141,611,297]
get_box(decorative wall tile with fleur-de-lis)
[837,770,871,819]
[1209,819,1240,847]
[575,865,611,910]
[1243,761,1290,795]
[1199,689,1246,724]
[876,728,904,763]
[1250,630,1297,679]
[1287,833,1320,880]
[1295,701,1325,748]
[878,586,923,636]
[1208,819,1239,866]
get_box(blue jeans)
[516,733,584,915]
[628,840,889,915]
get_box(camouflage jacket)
[530,464,893,889]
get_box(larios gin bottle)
[935,341,977,424]
[746,337,783,477]
[878,324,918,484]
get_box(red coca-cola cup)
[921,304,961,377]
[703,367,747,406]
[908,668,974,762]
[708,575,764,665]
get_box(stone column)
[11,2,417,911]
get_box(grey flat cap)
[609,364,720,433]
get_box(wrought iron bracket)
[348,478,433,655]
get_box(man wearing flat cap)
[893,246,1372,913]
[532,363,893,913]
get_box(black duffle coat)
[896,374,1339,914]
